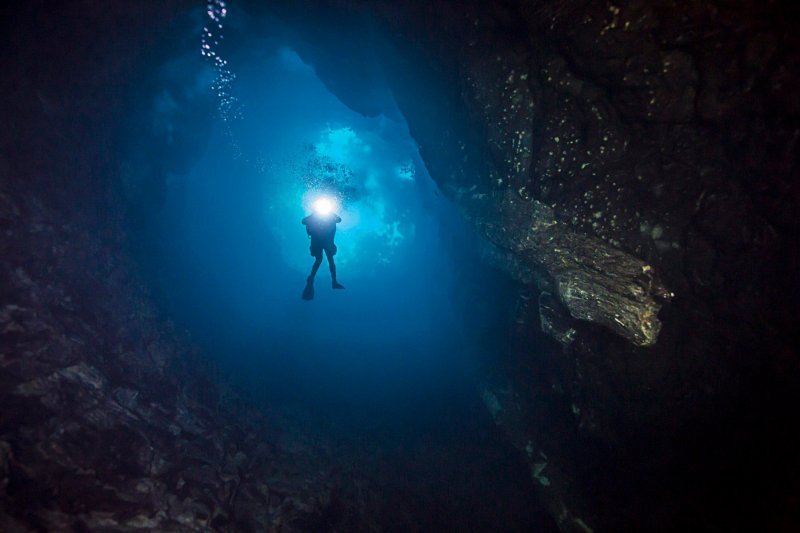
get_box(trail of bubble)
[201,0,243,158]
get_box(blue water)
[116,14,547,528]
[146,44,509,416]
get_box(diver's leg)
[326,249,344,289]
[309,254,323,281]
[326,249,336,280]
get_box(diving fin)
[302,280,315,300]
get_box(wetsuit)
[302,212,342,282]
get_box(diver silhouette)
[301,202,344,300]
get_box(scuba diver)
[302,197,345,300]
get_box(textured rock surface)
[253,0,800,529]
[481,190,671,346]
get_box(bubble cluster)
[201,0,243,130]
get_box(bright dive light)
[312,197,334,215]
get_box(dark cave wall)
[0,2,243,529]
[254,0,800,529]
[1,3,366,530]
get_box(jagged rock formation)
[481,190,671,347]
[253,0,800,530]
[3,0,799,531]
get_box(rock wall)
[254,0,800,529]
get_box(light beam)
[312,197,334,215]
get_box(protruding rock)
[538,292,577,345]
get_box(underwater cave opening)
[122,14,525,457]
[148,46,483,410]
[112,7,556,526]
